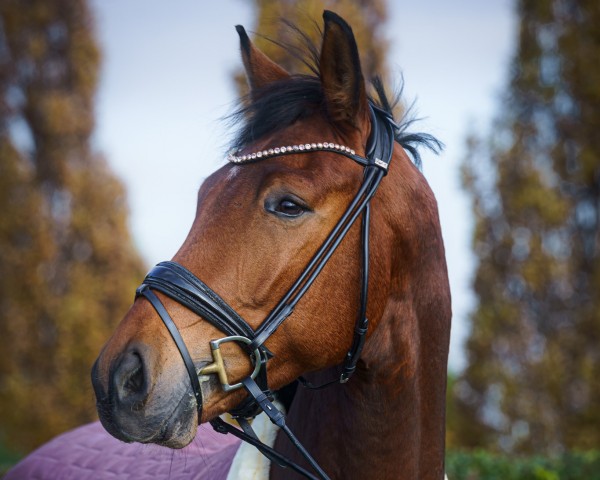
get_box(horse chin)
[143,394,199,448]
[149,413,198,449]
[97,389,199,449]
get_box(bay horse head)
[92,11,451,480]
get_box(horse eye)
[266,197,308,218]
[275,199,305,217]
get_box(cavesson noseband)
[135,102,397,480]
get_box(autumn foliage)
[0,0,144,452]
[457,0,600,454]
[234,0,390,98]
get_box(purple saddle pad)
[5,421,241,479]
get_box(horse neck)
[271,297,449,480]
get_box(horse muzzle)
[91,342,200,448]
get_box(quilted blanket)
[6,416,449,479]
[5,422,241,480]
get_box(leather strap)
[209,417,321,479]
[366,103,396,171]
[241,377,330,480]
[141,262,255,339]
[341,200,371,382]
[136,286,203,411]
[248,166,383,353]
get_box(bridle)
[136,103,395,479]
[135,102,397,480]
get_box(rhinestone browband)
[227,142,359,164]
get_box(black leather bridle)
[135,102,396,480]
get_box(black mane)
[229,31,442,169]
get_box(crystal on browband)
[227,142,356,164]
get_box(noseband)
[135,103,396,480]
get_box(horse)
[9,10,451,480]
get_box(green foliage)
[0,442,22,477]
[446,371,462,449]
[0,0,144,453]
[457,0,600,453]
[446,450,600,480]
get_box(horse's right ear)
[236,25,289,92]
[319,11,368,128]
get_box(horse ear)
[319,11,368,127]
[235,25,290,91]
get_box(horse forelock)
[228,74,442,170]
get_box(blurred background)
[0,0,598,477]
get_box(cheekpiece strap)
[365,103,397,173]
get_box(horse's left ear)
[319,11,368,127]
[236,25,290,92]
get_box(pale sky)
[91,0,517,371]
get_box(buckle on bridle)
[197,335,262,392]
[373,158,389,171]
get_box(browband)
[226,103,395,173]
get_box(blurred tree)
[0,0,144,452]
[445,371,460,449]
[458,0,600,454]
[234,0,390,99]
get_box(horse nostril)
[114,350,149,405]
[125,363,143,393]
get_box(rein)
[135,102,396,480]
